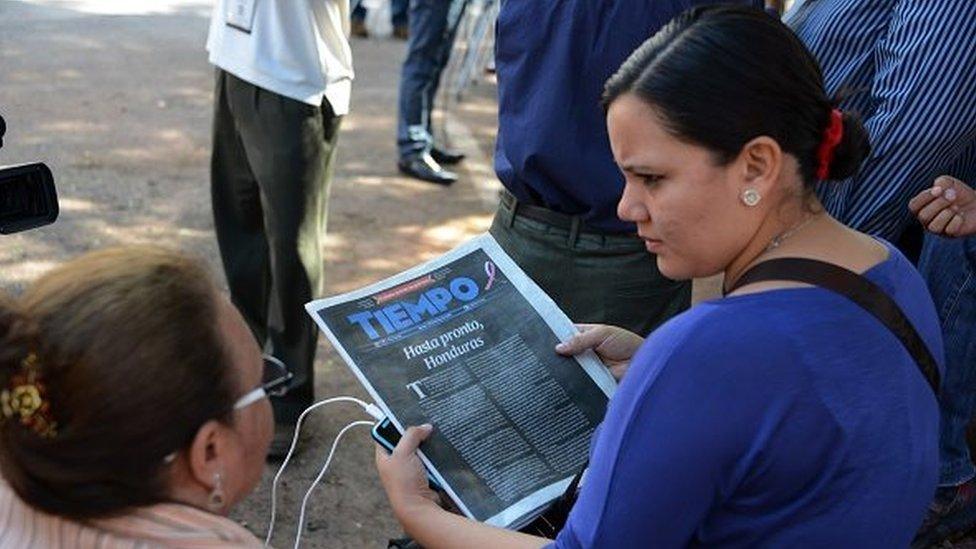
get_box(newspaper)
[305,234,616,529]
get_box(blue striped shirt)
[785,0,976,241]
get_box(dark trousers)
[489,198,691,336]
[396,0,469,159]
[211,70,342,424]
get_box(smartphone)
[371,417,442,490]
[0,163,58,234]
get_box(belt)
[499,190,616,235]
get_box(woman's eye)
[639,174,663,187]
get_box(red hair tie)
[815,109,844,180]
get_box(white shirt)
[206,0,354,115]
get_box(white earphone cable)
[292,420,375,549]
[264,396,384,546]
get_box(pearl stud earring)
[741,189,762,207]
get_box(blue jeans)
[920,234,976,486]
[397,0,468,159]
[352,0,409,27]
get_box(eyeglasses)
[233,355,293,411]
[162,356,293,464]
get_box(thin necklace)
[725,214,822,295]
[766,214,818,252]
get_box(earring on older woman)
[208,472,226,512]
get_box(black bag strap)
[525,257,940,538]
[726,257,940,395]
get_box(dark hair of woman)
[602,4,871,186]
[0,247,238,519]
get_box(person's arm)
[909,176,976,237]
[822,0,976,241]
[374,425,549,549]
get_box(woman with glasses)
[0,246,290,546]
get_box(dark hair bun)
[827,111,871,181]
[602,5,877,188]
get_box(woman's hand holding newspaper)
[555,324,644,381]
[375,424,440,521]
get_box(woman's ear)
[187,419,227,490]
[738,135,783,196]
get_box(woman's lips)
[640,235,664,253]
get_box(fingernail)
[946,189,958,201]
[555,342,567,352]
[421,423,433,431]
[931,186,943,196]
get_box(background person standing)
[485,0,761,335]
[206,0,353,456]
[396,0,469,185]
[784,2,976,543]
[910,176,976,545]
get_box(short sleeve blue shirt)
[554,243,943,547]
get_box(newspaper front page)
[305,234,616,528]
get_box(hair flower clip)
[1,353,57,438]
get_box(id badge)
[225,0,257,33]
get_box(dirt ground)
[1,2,502,546]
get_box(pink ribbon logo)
[484,261,496,290]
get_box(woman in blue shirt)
[374,6,943,547]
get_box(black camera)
[0,114,59,234]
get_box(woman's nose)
[617,182,649,224]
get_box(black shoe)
[430,146,465,166]
[398,153,457,185]
[267,422,300,462]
